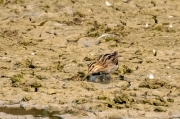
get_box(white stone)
[105,1,111,6]
[148,74,154,79]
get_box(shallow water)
[0,107,62,118]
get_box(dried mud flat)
[0,0,180,118]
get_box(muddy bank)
[0,0,180,118]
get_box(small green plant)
[23,95,32,102]
[10,74,24,83]
[57,61,64,70]
[26,59,36,68]
[10,74,26,87]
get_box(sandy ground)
[0,0,180,118]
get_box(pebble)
[63,63,79,73]
[77,37,99,47]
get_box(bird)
[85,51,118,81]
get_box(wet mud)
[0,0,180,118]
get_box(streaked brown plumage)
[88,51,118,75]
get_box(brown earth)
[0,0,180,118]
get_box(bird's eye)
[107,56,111,59]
